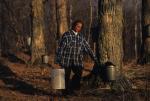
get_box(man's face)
[74,23,82,33]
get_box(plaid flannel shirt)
[55,30,98,67]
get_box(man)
[55,20,99,94]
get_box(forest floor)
[0,51,149,101]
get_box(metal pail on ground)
[51,69,65,89]
[106,65,116,81]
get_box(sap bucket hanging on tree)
[105,62,116,81]
[42,55,49,64]
[27,37,31,46]
[51,69,65,89]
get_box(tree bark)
[98,0,123,75]
[143,0,150,26]
[142,0,150,64]
[31,0,46,64]
[68,0,72,27]
[0,0,5,55]
[0,0,2,56]
[56,0,68,37]
[44,0,57,54]
[87,0,93,43]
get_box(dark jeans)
[64,65,83,92]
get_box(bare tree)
[68,0,72,27]
[0,0,2,56]
[143,0,150,26]
[134,0,138,60]
[87,0,93,43]
[44,0,57,54]
[56,0,68,37]
[31,0,46,64]
[0,0,6,54]
[142,0,150,64]
[98,0,123,75]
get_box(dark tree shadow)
[2,52,25,64]
[133,76,150,81]
[0,63,51,96]
[81,64,107,89]
[138,24,150,64]
[23,48,31,56]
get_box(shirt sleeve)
[55,35,68,64]
[82,39,99,64]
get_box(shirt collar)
[72,30,78,35]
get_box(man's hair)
[71,20,84,30]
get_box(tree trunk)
[142,0,150,64]
[134,0,138,60]
[143,0,150,26]
[31,0,46,64]
[68,0,72,27]
[0,0,5,55]
[98,0,123,75]
[87,0,93,43]
[0,0,2,56]
[56,0,68,37]
[44,0,57,54]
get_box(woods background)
[0,0,149,100]
[0,0,148,65]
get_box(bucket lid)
[107,65,115,68]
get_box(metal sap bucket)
[43,55,49,64]
[51,69,65,89]
[106,65,116,81]
[27,37,31,46]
